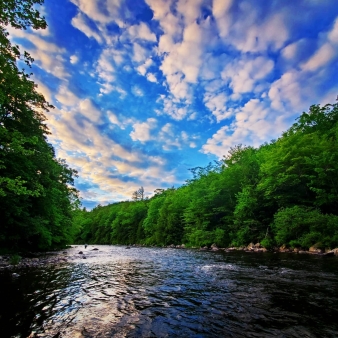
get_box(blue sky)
[10,0,338,208]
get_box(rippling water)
[1,245,338,337]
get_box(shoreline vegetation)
[73,101,338,254]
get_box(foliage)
[75,100,338,250]
[0,0,79,251]
[10,254,21,265]
[272,206,338,249]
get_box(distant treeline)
[74,101,338,250]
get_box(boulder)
[247,243,255,249]
[309,243,324,253]
[254,243,261,248]
[78,251,83,254]
[92,248,99,251]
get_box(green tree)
[0,0,79,251]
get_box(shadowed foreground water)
[0,245,338,337]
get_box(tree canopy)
[0,0,79,251]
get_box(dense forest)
[0,1,79,252]
[1,2,338,253]
[74,101,338,250]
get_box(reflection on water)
[1,246,338,337]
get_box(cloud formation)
[11,0,338,208]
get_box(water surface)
[1,245,337,337]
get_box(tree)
[132,186,145,201]
[0,0,79,251]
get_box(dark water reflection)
[1,246,338,337]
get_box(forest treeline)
[0,1,79,252]
[2,2,338,253]
[74,101,338,250]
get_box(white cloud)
[228,10,289,53]
[328,17,338,43]
[146,73,157,82]
[70,55,79,64]
[70,0,123,25]
[8,28,67,79]
[107,111,122,127]
[204,92,231,122]
[137,58,153,76]
[133,43,149,63]
[79,99,102,123]
[177,0,203,24]
[212,0,233,38]
[130,118,157,142]
[202,99,276,157]
[301,42,335,71]
[147,0,213,103]
[222,56,274,95]
[132,86,144,96]
[161,97,189,120]
[35,80,52,103]
[127,22,157,42]
[56,86,79,107]
[282,41,298,60]
[71,12,103,43]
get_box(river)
[0,245,337,337]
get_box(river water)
[0,245,337,338]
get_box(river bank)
[1,243,337,272]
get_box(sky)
[9,0,338,209]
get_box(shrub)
[272,206,338,249]
[10,254,21,265]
